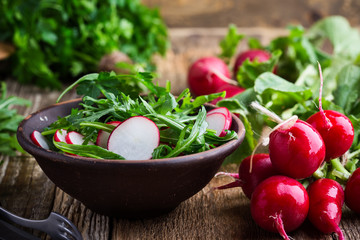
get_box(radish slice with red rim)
[107,116,160,160]
[207,107,232,130]
[54,129,67,143]
[96,121,122,148]
[31,130,50,150]
[65,131,94,145]
[205,112,228,137]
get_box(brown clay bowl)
[17,98,246,218]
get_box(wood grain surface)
[143,0,360,28]
[0,28,359,240]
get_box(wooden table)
[1,28,360,240]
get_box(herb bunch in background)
[0,0,169,89]
[0,82,31,157]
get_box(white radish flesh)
[54,129,67,143]
[206,112,228,137]
[30,130,50,150]
[65,131,94,145]
[107,116,160,160]
[96,121,122,148]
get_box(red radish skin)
[307,63,354,161]
[107,116,160,160]
[250,175,309,240]
[65,131,94,145]
[54,129,67,143]
[30,130,50,150]
[188,57,233,96]
[211,84,245,105]
[269,119,326,179]
[96,121,122,148]
[215,153,278,199]
[307,110,354,161]
[307,178,345,240]
[205,112,228,137]
[233,49,272,77]
[345,167,360,214]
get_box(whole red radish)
[233,49,272,76]
[215,153,278,199]
[269,119,325,179]
[188,57,234,96]
[345,167,360,214]
[211,84,245,105]
[250,175,309,240]
[307,63,354,161]
[307,178,345,240]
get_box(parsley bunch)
[0,0,169,89]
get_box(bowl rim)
[17,98,246,165]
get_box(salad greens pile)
[0,0,169,89]
[0,82,31,157]
[42,72,238,159]
[217,16,360,176]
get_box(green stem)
[313,167,325,179]
[348,148,360,160]
[330,158,351,180]
[56,73,99,103]
[80,122,116,132]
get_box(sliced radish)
[107,116,160,160]
[205,112,228,137]
[65,131,94,145]
[96,121,122,148]
[207,107,232,130]
[30,130,50,150]
[54,129,67,143]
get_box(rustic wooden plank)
[143,0,360,28]
[0,155,55,238]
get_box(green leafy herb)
[44,71,237,159]
[0,0,169,89]
[218,24,244,65]
[0,82,31,157]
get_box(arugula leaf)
[53,141,125,159]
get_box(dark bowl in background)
[17,98,245,218]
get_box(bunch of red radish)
[214,63,359,240]
[187,49,272,103]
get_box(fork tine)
[61,224,83,240]
[49,212,83,240]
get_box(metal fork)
[0,206,83,240]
